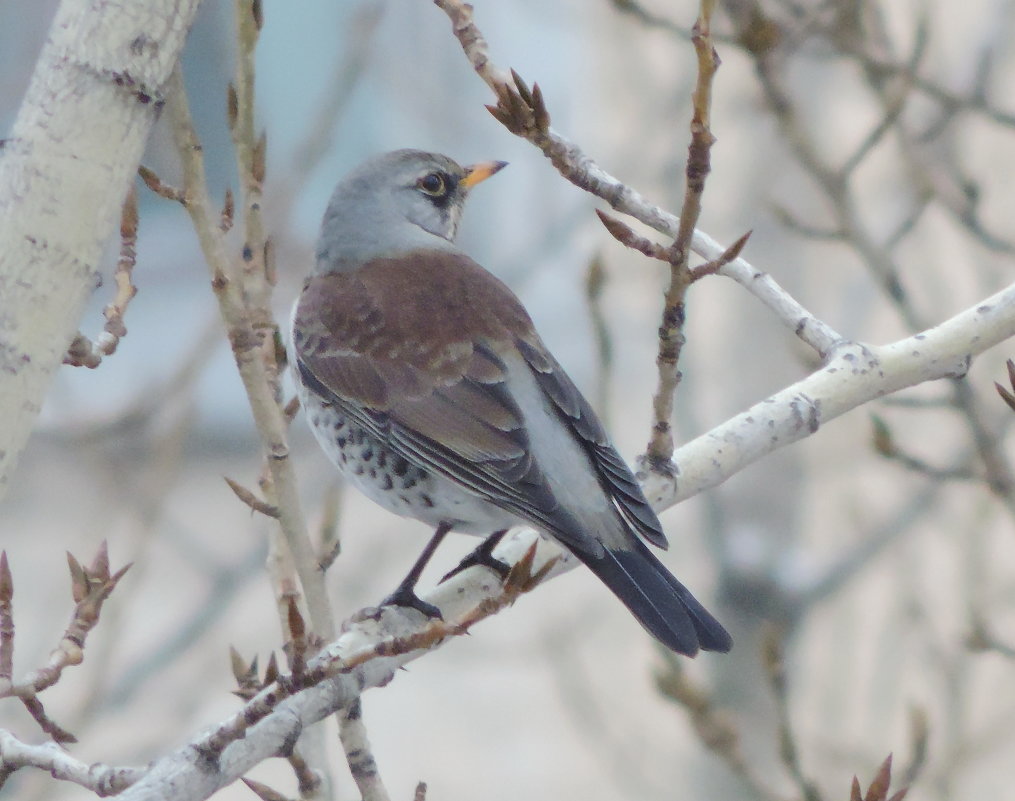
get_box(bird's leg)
[440,529,511,583]
[381,522,452,619]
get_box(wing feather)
[292,254,576,535]
[515,336,669,549]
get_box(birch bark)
[0,0,202,497]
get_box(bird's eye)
[417,172,447,196]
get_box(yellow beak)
[460,160,509,189]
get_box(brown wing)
[293,249,665,550]
[292,251,574,535]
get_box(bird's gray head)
[315,149,507,273]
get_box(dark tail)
[574,538,732,656]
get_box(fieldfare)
[290,149,731,656]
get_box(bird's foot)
[380,584,443,620]
[440,530,510,583]
[378,522,451,619]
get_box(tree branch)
[639,281,1015,509]
[646,0,721,466]
[113,535,561,801]
[0,729,144,796]
[432,0,843,359]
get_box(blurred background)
[3,0,1015,799]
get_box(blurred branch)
[46,313,221,441]
[839,39,1015,130]
[583,253,614,421]
[107,541,266,709]
[655,655,783,801]
[792,481,941,612]
[967,615,1015,659]
[870,416,978,482]
[609,0,690,39]
[900,707,930,789]
[853,9,1015,256]
[762,628,823,801]
[721,3,1015,521]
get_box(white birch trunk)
[0,0,202,498]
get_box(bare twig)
[137,165,184,201]
[433,0,842,359]
[899,707,929,788]
[161,69,334,641]
[159,539,551,766]
[689,231,750,281]
[595,210,669,261]
[63,187,140,368]
[286,748,322,797]
[224,476,280,519]
[1,544,130,702]
[230,0,272,321]
[0,729,144,795]
[316,483,343,572]
[645,0,721,465]
[220,188,235,233]
[157,8,347,792]
[20,695,76,744]
[0,545,129,745]
[638,278,1015,511]
[870,416,978,482]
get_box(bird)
[289,149,731,657]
